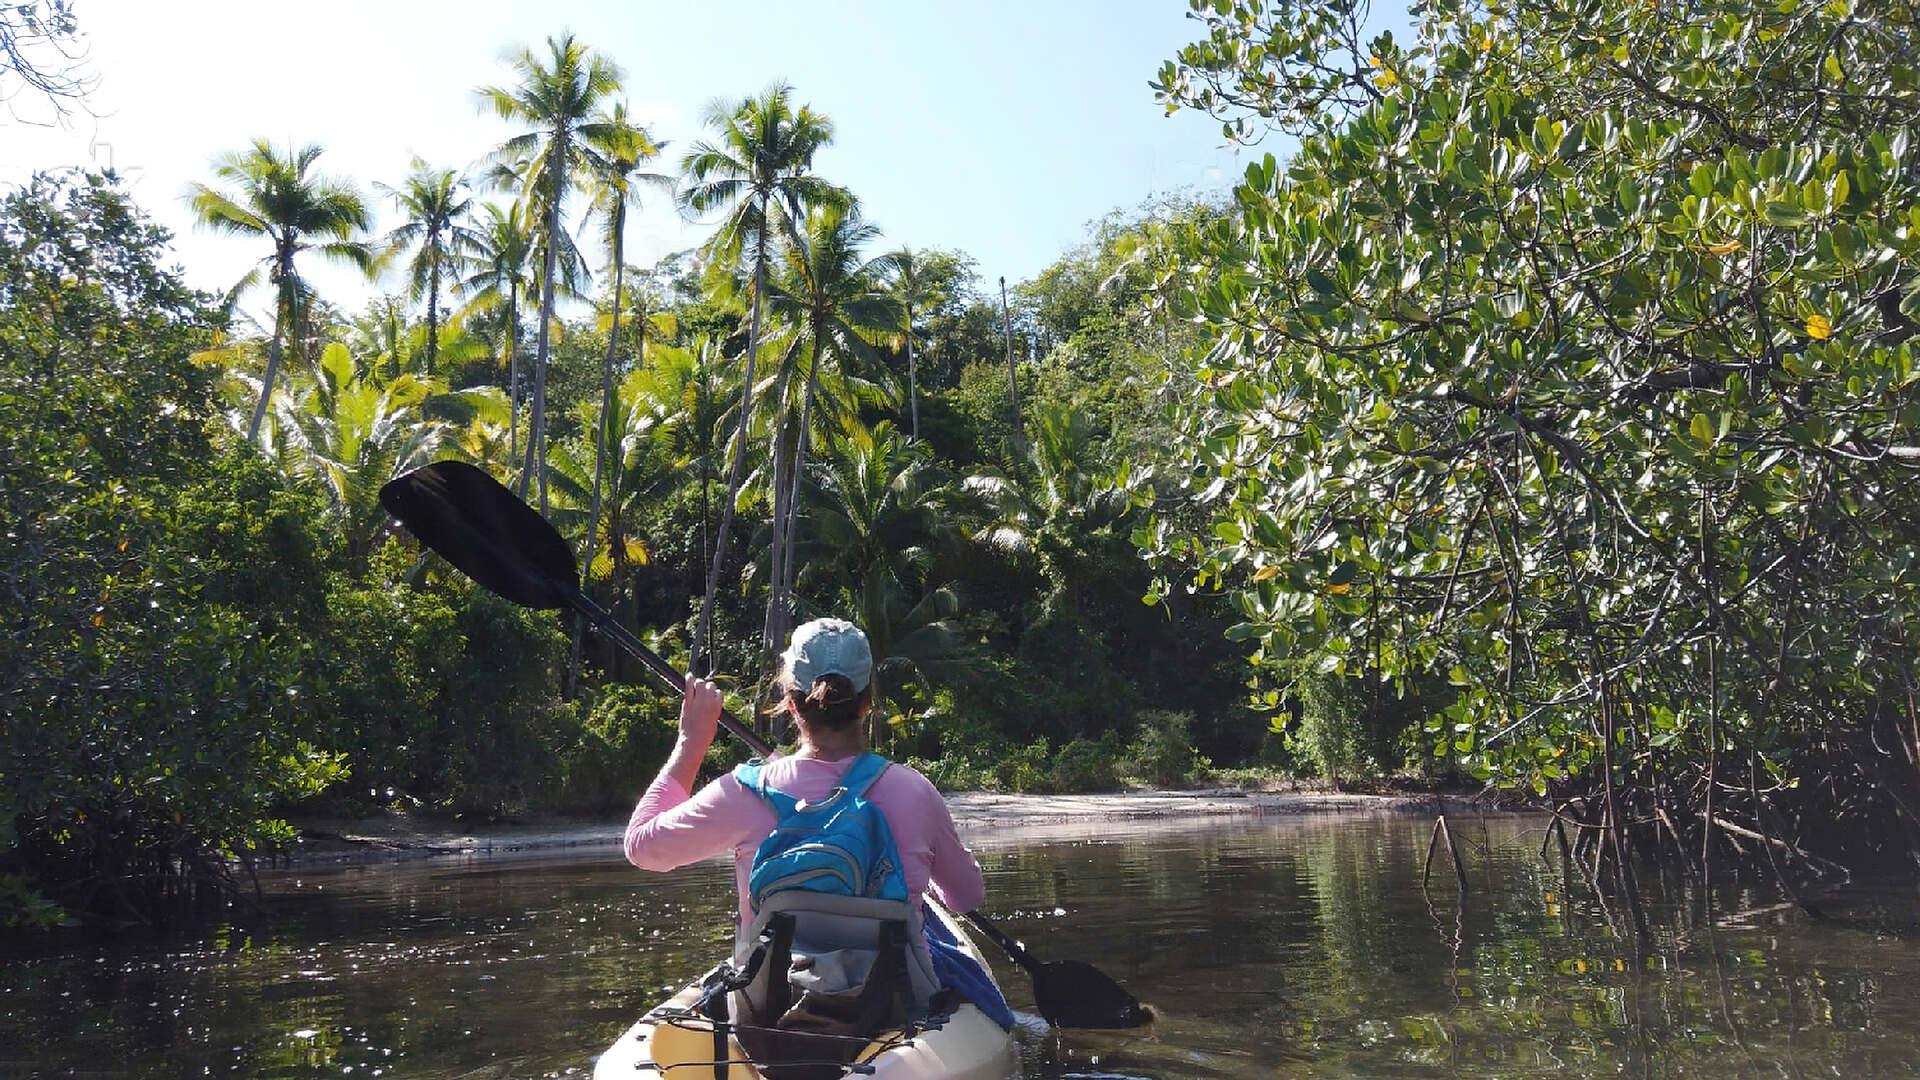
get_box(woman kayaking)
[622,617,1013,1076]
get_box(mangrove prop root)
[1423,814,1470,895]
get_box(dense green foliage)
[0,177,344,925]
[0,35,1278,927]
[1148,0,1920,879]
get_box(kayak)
[594,901,1017,1080]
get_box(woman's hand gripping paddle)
[376,460,1153,1030]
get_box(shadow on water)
[3,814,1919,1078]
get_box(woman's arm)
[624,677,760,871]
[922,782,986,912]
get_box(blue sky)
[4,0,1251,316]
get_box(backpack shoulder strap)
[733,758,799,817]
[840,753,892,800]
[731,758,767,795]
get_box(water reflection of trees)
[999,817,1920,1079]
[0,858,742,1077]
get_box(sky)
[3,0,1248,316]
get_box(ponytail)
[768,672,870,731]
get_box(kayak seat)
[729,893,940,1080]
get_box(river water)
[5,813,1920,1078]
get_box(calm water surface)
[4,814,1920,1078]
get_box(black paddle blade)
[1031,959,1156,1030]
[378,461,578,610]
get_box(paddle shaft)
[959,910,1042,974]
[567,589,772,757]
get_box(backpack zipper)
[780,842,864,896]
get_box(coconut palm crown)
[187,139,374,441]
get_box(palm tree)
[478,32,622,512]
[760,203,901,652]
[188,139,373,441]
[962,400,1131,601]
[803,419,958,594]
[349,293,414,380]
[268,342,470,567]
[881,246,934,440]
[437,385,515,476]
[378,159,479,375]
[679,81,844,671]
[459,202,535,463]
[575,103,673,681]
[804,420,972,749]
[548,342,718,677]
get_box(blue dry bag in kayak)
[733,753,909,909]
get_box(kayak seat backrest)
[731,896,934,1080]
[735,891,940,1013]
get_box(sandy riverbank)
[282,787,1483,869]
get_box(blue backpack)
[732,752,909,910]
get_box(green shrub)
[316,572,569,815]
[1120,710,1209,787]
[905,754,993,793]
[1050,734,1122,792]
[1292,675,1370,783]
[996,740,1054,793]
[1258,721,1295,770]
[907,737,1054,793]
[1289,673,1447,783]
[553,685,681,814]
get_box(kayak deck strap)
[655,1007,920,1046]
[629,1053,883,1077]
[643,1007,920,1077]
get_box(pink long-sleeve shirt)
[625,752,985,926]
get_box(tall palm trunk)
[779,350,821,627]
[765,329,822,655]
[697,353,713,666]
[506,280,520,466]
[1000,275,1024,454]
[573,209,626,687]
[425,238,441,374]
[905,297,918,440]
[384,303,401,380]
[693,223,769,677]
[762,363,798,652]
[248,308,287,442]
[520,132,566,512]
[246,251,296,442]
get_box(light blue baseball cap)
[783,618,873,693]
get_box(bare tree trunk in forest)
[697,351,713,667]
[248,306,287,442]
[506,281,520,467]
[905,297,918,440]
[425,241,440,374]
[762,358,795,642]
[780,360,819,615]
[693,228,769,676]
[520,133,565,513]
[572,211,626,689]
[1000,275,1024,454]
[762,362,802,655]
[246,254,295,443]
[767,330,822,656]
